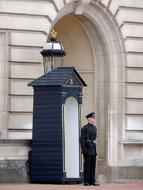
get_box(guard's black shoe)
[84,183,90,186]
[91,183,100,186]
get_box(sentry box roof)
[28,67,87,87]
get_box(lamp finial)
[50,29,57,39]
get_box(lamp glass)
[53,43,62,50]
[43,42,53,50]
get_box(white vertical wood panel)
[64,97,79,178]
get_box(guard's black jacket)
[81,123,97,155]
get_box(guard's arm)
[80,127,87,154]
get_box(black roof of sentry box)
[28,67,87,87]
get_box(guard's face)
[88,117,96,124]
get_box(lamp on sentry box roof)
[28,28,87,183]
[40,29,66,73]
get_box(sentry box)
[28,67,86,183]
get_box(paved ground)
[0,182,143,190]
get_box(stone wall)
[0,0,143,182]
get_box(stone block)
[0,160,29,182]
[0,143,31,159]
[109,1,119,15]
[125,39,143,52]
[101,0,110,6]
[106,166,143,182]
[53,0,65,10]
[8,131,32,140]
[65,0,73,3]
[126,99,143,114]
[0,0,57,21]
[0,14,50,33]
[121,24,143,38]
[116,9,143,25]
[11,64,44,79]
[126,54,143,67]
[11,32,47,47]
[126,84,143,98]
[10,96,33,112]
[10,79,33,95]
[119,0,143,8]
[8,113,32,130]
[125,131,143,141]
[10,47,42,63]
[126,68,143,83]
[0,112,8,139]
[126,115,143,130]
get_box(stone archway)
[49,1,125,182]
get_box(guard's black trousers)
[83,153,96,184]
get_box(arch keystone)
[75,0,91,14]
